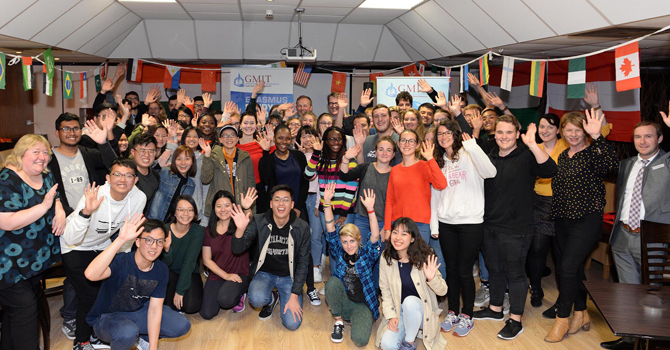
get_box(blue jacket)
[149,168,204,221]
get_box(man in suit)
[601,119,670,350]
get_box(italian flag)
[489,61,542,129]
[547,51,640,142]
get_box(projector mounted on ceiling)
[282,8,317,62]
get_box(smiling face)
[403,111,419,131]
[106,164,138,197]
[562,122,588,149]
[274,128,292,155]
[184,129,199,150]
[288,119,301,136]
[148,102,161,117]
[177,111,191,124]
[270,190,294,221]
[318,116,333,136]
[373,108,390,134]
[397,99,412,111]
[398,131,418,157]
[131,143,157,169]
[633,125,662,159]
[390,224,414,255]
[198,115,216,137]
[153,128,168,148]
[325,130,344,155]
[340,234,359,256]
[300,132,315,151]
[538,118,559,143]
[219,128,238,151]
[482,110,498,132]
[174,199,195,225]
[136,228,166,262]
[495,121,519,154]
[296,97,312,117]
[433,112,449,127]
[214,196,233,221]
[22,143,50,176]
[174,150,193,176]
[126,94,140,109]
[240,115,257,137]
[376,140,395,165]
[301,114,315,128]
[328,96,339,115]
[437,125,454,151]
[419,107,434,127]
[118,134,129,153]
[56,120,82,147]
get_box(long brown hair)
[434,120,463,167]
[383,217,434,269]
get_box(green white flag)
[22,57,33,90]
[567,57,586,99]
[43,48,55,96]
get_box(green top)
[161,223,205,295]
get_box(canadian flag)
[615,42,641,92]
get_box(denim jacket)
[149,168,204,221]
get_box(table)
[584,281,670,349]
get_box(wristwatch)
[79,210,91,219]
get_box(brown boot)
[568,310,591,334]
[544,317,569,343]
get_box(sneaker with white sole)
[73,342,94,350]
[259,291,279,320]
[136,337,150,350]
[472,306,504,321]
[232,293,246,313]
[453,314,474,337]
[440,311,459,332]
[319,287,326,295]
[62,319,76,340]
[497,319,524,340]
[89,334,110,350]
[307,288,321,306]
[331,322,344,343]
[502,293,510,315]
[314,266,323,283]
[474,283,490,307]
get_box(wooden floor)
[44,259,619,350]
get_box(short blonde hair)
[339,223,362,245]
[463,104,483,113]
[3,134,52,173]
[559,111,590,144]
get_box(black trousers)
[438,222,483,317]
[555,211,602,318]
[62,250,102,343]
[0,274,42,350]
[199,275,250,320]
[164,269,204,314]
[481,229,533,316]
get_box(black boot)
[542,301,558,319]
[530,286,544,308]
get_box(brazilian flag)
[64,71,73,99]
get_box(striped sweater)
[304,150,358,216]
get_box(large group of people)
[0,68,667,350]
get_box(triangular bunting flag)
[164,66,181,89]
[500,57,514,92]
[94,68,101,92]
[63,71,73,99]
[567,57,586,99]
[403,64,419,77]
[529,61,546,97]
[615,42,641,92]
[331,72,346,93]
[80,72,87,100]
[127,58,143,82]
[22,57,33,91]
[479,55,489,86]
[0,53,5,90]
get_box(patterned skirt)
[533,193,555,237]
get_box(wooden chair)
[639,220,670,285]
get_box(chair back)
[639,220,670,285]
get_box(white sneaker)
[135,337,150,350]
[314,266,323,283]
[319,287,326,295]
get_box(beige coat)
[376,258,448,350]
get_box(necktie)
[628,159,649,230]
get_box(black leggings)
[164,269,204,314]
[199,275,250,320]
[0,274,42,350]
[527,233,553,291]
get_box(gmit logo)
[233,74,244,87]
[385,83,398,98]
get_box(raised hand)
[360,88,374,107]
[257,105,268,125]
[198,138,211,157]
[337,93,349,110]
[423,254,441,282]
[83,183,104,215]
[163,230,172,252]
[141,113,152,127]
[176,89,186,107]
[157,149,172,168]
[521,123,538,147]
[420,140,435,160]
[117,213,146,243]
[432,91,448,110]
[484,91,505,110]
[83,120,108,145]
[183,95,194,106]
[353,125,366,146]
[278,102,293,113]
[165,120,178,143]
[470,109,483,132]
[240,187,258,210]
[417,78,433,93]
[583,82,600,107]
[660,100,670,128]
[114,62,126,78]
[41,184,58,211]
[467,72,481,87]
[293,139,306,153]
[391,118,404,134]
[312,137,323,152]
[344,143,361,161]
[255,131,271,151]
[145,86,160,105]
[284,106,297,119]
[191,114,199,128]
[252,82,265,97]
[202,92,213,108]
[230,204,250,230]
[224,101,238,115]
[323,182,336,204]
[584,107,604,139]
[359,188,375,212]
[101,79,114,94]
[116,95,129,122]
[449,95,462,116]
[462,132,472,141]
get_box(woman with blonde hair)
[392,108,425,142]
[0,134,65,350]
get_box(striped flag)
[101,60,109,80]
[80,72,87,100]
[127,58,143,82]
[0,53,5,90]
[500,57,514,91]
[460,65,469,93]
[445,68,451,81]
[270,61,287,68]
[63,71,73,99]
[43,65,53,96]
[22,57,33,90]
[529,61,546,97]
[164,66,181,89]
[43,48,55,96]
[615,42,641,92]
[293,63,312,88]
[567,57,586,99]
[479,55,489,86]
[489,62,542,129]
[94,68,101,92]
[403,64,419,77]
[418,61,426,76]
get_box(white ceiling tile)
[95,26,134,58]
[300,15,344,23]
[374,26,410,62]
[589,0,670,25]
[182,3,239,12]
[472,0,555,42]
[399,10,459,57]
[145,20,198,59]
[413,2,484,53]
[300,0,362,7]
[386,19,439,59]
[523,0,609,35]
[288,22,337,60]
[32,0,114,45]
[243,21,291,59]
[1,0,80,40]
[59,3,130,50]
[119,1,186,13]
[341,8,405,25]
[332,24,383,61]
[527,35,606,45]
[134,11,192,20]
[301,7,352,16]
[389,29,424,62]
[195,20,243,59]
[0,0,38,29]
[241,4,297,15]
[109,21,152,58]
[79,12,141,55]
[243,14,294,21]
[190,12,241,20]
[620,15,670,28]
[433,0,515,48]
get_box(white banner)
[376,77,450,109]
[229,67,294,112]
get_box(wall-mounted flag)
[501,57,514,92]
[331,72,346,93]
[80,72,87,100]
[164,66,181,89]
[529,61,546,97]
[0,53,5,90]
[63,71,73,99]
[615,42,641,92]
[127,59,143,82]
[22,57,33,91]
[567,57,586,99]
[293,63,312,88]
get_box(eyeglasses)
[327,137,343,142]
[126,97,139,101]
[220,134,238,139]
[176,208,194,214]
[319,122,332,126]
[140,237,165,246]
[111,172,136,180]
[135,148,156,155]
[273,197,291,203]
[398,139,417,145]
[437,131,453,138]
[328,102,338,106]
[58,126,81,133]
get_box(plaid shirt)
[326,230,381,320]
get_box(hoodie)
[60,184,147,254]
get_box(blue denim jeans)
[320,212,354,276]
[248,271,303,330]
[379,296,424,350]
[479,252,489,281]
[92,303,191,350]
[415,222,447,279]
[353,213,384,290]
[306,193,323,265]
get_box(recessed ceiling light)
[54,57,60,60]
[15,51,21,54]
[359,0,424,10]
[119,0,176,3]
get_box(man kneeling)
[84,215,191,350]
